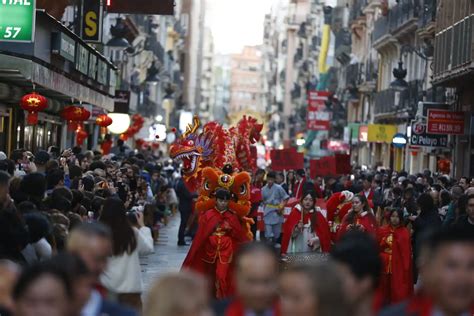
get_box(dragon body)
[170,116,263,192]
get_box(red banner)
[310,157,336,177]
[270,148,304,171]
[335,154,351,174]
[427,109,464,135]
[310,154,351,178]
[307,91,331,131]
[307,90,331,107]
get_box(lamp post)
[389,58,409,172]
[106,18,133,137]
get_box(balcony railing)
[346,63,360,87]
[434,15,474,78]
[373,0,419,43]
[362,60,377,83]
[350,0,368,23]
[373,16,389,43]
[389,0,419,32]
[374,80,421,116]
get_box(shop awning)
[0,54,114,111]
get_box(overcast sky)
[205,0,276,54]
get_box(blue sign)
[392,133,407,148]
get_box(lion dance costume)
[171,116,262,299]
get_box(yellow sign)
[367,124,397,143]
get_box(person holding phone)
[99,198,154,311]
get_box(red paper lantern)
[438,159,451,174]
[96,114,113,127]
[62,106,91,130]
[20,93,48,125]
[120,133,129,141]
[76,129,88,146]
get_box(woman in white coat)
[99,197,154,311]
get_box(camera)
[126,205,143,225]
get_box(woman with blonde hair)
[144,271,213,316]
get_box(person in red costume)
[100,134,113,155]
[379,226,474,316]
[294,169,307,200]
[336,194,376,240]
[182,188,251,299]
[375,208,413,309]
[326,190,354,239]
[281,191,331,255]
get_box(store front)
[0,11,115,154]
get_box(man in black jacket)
[175,174,197,246]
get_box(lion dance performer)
[171,116,261,299]
[326,190,354,240]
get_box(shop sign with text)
[410,121,448,147]
[427,109,464,135]
[0,0,35,42]
[307,90,330,131]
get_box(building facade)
[229,46,264,114]
[433,0,474,177]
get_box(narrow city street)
[140,214,188,292]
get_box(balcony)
[359,61,377,92]
[350,0,368,24]
[335,29,352,65]
[372,16,389,44]
[374,80,421,118]
[372,0,419,46]
[346,63,360,87]
[389,0,419,35]
[433,15,474,84]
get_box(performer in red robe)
[100,136,113,155]
[281,191,332,255]
[294,169,307,200]
[375,208,413,308]
[326,191,354,239]
[336,194,376,240]
[182,189,251,299]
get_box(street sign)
[0,0,35,42]
[367,124,397,143]
[410,121,448,147]
[427,109,464,135]
[82,0,103,43]
[307,90,330,131]
[307,105,330,130]
[51,32,76,62]
[106,0,174,15]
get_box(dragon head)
[170,116,213,191]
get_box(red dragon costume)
[326,191,354,240]
[172,116,262,299]
[169,116,263,192]
[182,167,253,299]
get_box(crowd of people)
[0,145,180,315]
[0,143,472,316]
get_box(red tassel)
[26,112,38,125]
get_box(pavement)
[140,213,189,292]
